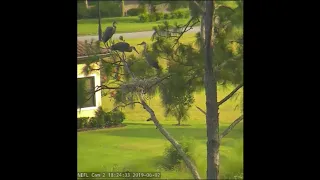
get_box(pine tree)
[78,1,243,179]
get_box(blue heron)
[102,21,117,46]
[137,41,160,70]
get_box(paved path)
[77,26,200,42]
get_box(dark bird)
[102,21,117,46]
[119,36,125,42]
[110,42,139,54]
[137,41,160,70]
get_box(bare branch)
[218,83,243,106]
[195,106,206,115]
[220,115,243,138]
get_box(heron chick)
[137,41,160,70]
[102,21,117,47]
[110,42,139,54]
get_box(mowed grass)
[78,34,243,179]
[77,16,199,35]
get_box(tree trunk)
[177,119,181,126]
[97,1,102,41]
[85,0,88,9]
[204,1,219,179]
[140,101,201,180]
[119,54,201,180]
[201,15,205,42]
[121,0,125,17]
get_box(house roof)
[77,40,110,58]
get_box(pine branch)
[110,101,142,112]
[195,106,206,115]
[220,115,243,138]
[173,17,200,48]
[218,83,243,106]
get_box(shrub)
[162,137,196,171]
[88,117,97,128]
[139,13,149,22]
[127,8,144,16]
[77,117,89,129]
[95,106,106,128]
[183,10,190,18]
[148,13,157,22]
[155,12,164,21]
[105,110,125,127]
[164,13,170,19]
[172,9,185,19]
[170,12,177,19]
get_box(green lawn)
[77,16,200,36]
[78,34,243,179]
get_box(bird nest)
[120,77,161,94]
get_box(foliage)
[138,9,189,22]
[155,12,164,21]
[77,107,125,130]
[167,1,189,11]
[162,136,196,171]
[77,1,122,19]
[104,110,126,127]
[77,117,89,129]
[127,7,146,16]
[138,13,149,22]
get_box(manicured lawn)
[78,33,243,179]
[77,16,200,35]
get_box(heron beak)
[133,47,139,54]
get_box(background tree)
[120,0,125,17]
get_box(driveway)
[77,26,200,42]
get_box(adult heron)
[137,41,160,70]
[102,21,117,46]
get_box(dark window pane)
[77,76,96,108]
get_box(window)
[77,76,96,108]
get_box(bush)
[127,8,144,16]
[183,10,190,18]
[148,13,157,22]
[170,12,177,19]
[105,110,125,127]
[162,137,196,171]
[155,12,164,21]
[172,9,185,19]
[139,13,149,22]
[164,13,170,19]
[88,118,97,128]
[77,117,89,129]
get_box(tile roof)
[77,40,110,57]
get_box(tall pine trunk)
[201,15,205,42]
[97,1,102,41]
[204,1,220,179]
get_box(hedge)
[138,9,190,22]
